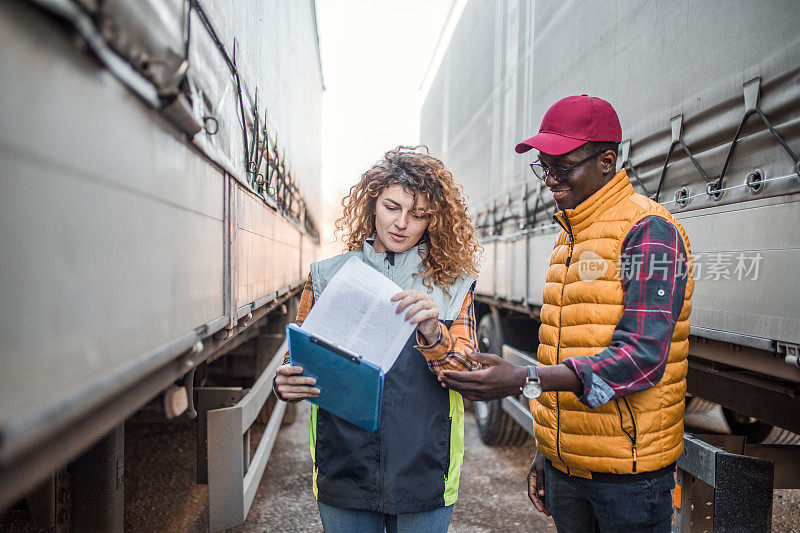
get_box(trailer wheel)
[722,408,774,444]
[473,313,529,446]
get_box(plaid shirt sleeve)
[562,216,689,408]
[415,282,481,374]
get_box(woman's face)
[372,184,430,253]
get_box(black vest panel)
[314,321,454,514]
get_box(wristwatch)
[522,364,542,399]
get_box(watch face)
[523,381,542,399]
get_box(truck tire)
[473,313,529,446]
[722,407,772,443]
[721,407,800,444]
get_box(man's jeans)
[317,501,453,533]
[544,459,674,532]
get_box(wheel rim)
[479,336,490,352]
[474,400,490,422]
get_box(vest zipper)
[385,251,394,279]
[615,399,639,472]
[624,398,638,472]
[553,214,574,472]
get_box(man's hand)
[527,451,550,516]
[438,351,526,400]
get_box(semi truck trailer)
[421,0,800,528]
[0,0,323,530]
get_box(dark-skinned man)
[440,95,693,532]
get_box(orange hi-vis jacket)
[532,170,694,478]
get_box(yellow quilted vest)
[532,170,694,477]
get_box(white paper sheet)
[301,256,416,373]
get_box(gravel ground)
[773,491,800,533]
[236,402,554,532]
[121,403,556,532]
[124,420,208,532]
[6,401,797,531]
[121,401,800,532]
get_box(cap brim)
[515,132,588,155]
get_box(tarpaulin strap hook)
[654,114,713,202]
[710,78,798,197]
[202,116,218,135]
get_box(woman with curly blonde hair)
[275,146,482,532]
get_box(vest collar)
[362,235,426,271]
[554,169,635,235]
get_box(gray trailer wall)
[424,0,800,209]
[421,0,800,345]
[196,0,323,216]
[0,0,322,472]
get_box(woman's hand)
[392,290,440,344]
[274,364,320,401]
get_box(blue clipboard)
[286,323,384,432]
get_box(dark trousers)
[317,501,453,533]
[544,459,674,533]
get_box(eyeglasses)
[529,150,606,183]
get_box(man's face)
[539,146,614,211]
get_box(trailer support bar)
[205,340,288,531]
[674,433,773,532]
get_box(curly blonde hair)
[336,146,481,291]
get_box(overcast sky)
[314,0,455,251]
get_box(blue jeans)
[544,459,674,532]
[317,501,453,533]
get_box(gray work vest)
[308,238,474,514]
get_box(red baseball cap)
[515,95,622,155]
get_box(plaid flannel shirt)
[284,275,480,374]
[563,216,689,408]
